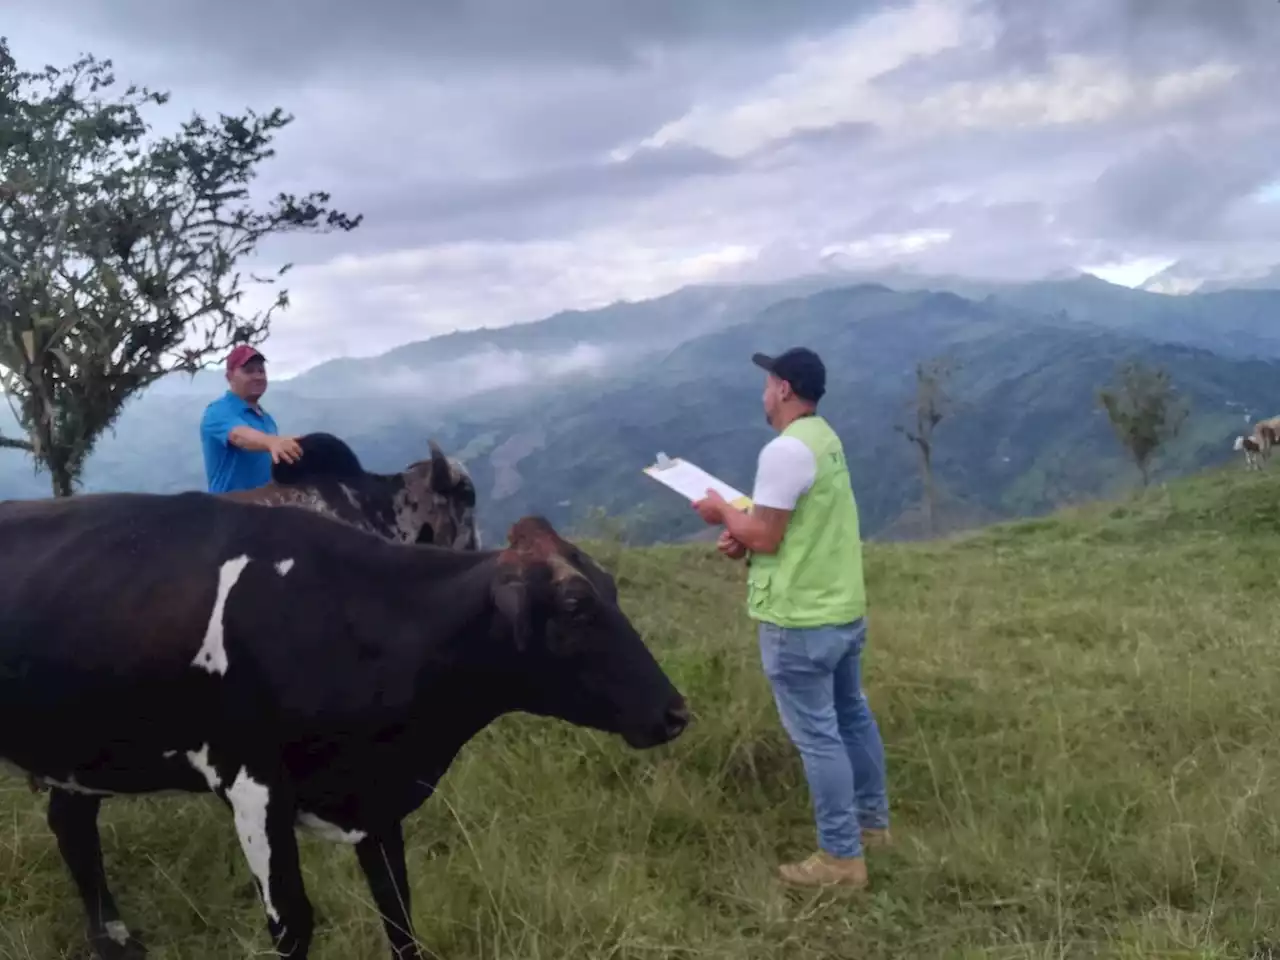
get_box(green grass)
[5,465,1280,958]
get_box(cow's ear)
[492,575,532,651]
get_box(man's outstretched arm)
[228,425,280,453]
[202,406,301,464]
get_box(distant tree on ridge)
[895,355,958,537]
[1097,359,1188,489]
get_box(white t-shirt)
[751,435,817,510]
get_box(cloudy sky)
[6,0,1280,375]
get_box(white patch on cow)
[192,555,251,676]
[186,744,222,791]
[275,558,295,576]
[104,920,131,946]
[42,774,115,796]
[227,768,280,923]
[342,485,361,512]
[162,750,177,758]
[297,811,367,844]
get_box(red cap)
[226,344,265,372]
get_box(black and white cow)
[0,493,688,959]
[19,433,481,801]
[226,432,480,549]
[1234,433,1264,470]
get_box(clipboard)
[643,452,752,510]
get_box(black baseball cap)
[752,347,826,402]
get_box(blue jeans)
[758,618,889,859]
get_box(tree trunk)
[920,443,936,537]
[43,437,74,498]
[49,463,74,498]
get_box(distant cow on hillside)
[0,494,688,960]
[1234,433,1264,470]
[1251,417,1280,459]
[225,431,480,550]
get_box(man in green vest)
[692,346,890,889]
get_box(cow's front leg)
[46,789,146,960]
[355,823,428,959]
[225,770,314,958]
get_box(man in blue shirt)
[200,344,302,493]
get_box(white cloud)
[820,229,954,263]
[1080,256,1176,288]
[671,244,762,279]
[910,57,1237,132]
[619,0,1238,160]
[237,236,771,376]
[363,342,611,398]
[624,0,972,159]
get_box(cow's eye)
[455,478,476,507]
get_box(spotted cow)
[1235,433,1264,470]
[223,432,480,550]
[19,433,482,803]
[0,492,687,959]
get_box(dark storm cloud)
[852,0,1280,258]
[1082,132,1279,242]
[27,0,898,78]
[980,0,1280,66]
[258,119,879,264]
[757,121,881,158]
[877,0,1280,94]
[328,143,739,249]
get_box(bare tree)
[0,40,361,496]
[1097,359,1188,489]
[895,355,957,537]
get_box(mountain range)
[1,267,1278,547]
[1140,260,1280,296]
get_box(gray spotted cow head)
[396,441,480,550]
[253,433,481,551]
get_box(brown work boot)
[778,851,868,889]
[861,827,892,849]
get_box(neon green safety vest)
[746,414,867,628]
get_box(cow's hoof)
[89,928,147,960]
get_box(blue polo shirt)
[200,391,279,493]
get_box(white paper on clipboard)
[643,452,752,509]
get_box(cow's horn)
[428,439,451,490]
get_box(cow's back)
[0,492,234,668]
[0,490,491,794]
[0,490,447,719]
[0,493,252,781]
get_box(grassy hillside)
[2,464,1280,957]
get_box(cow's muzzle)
[624,694,691,749]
